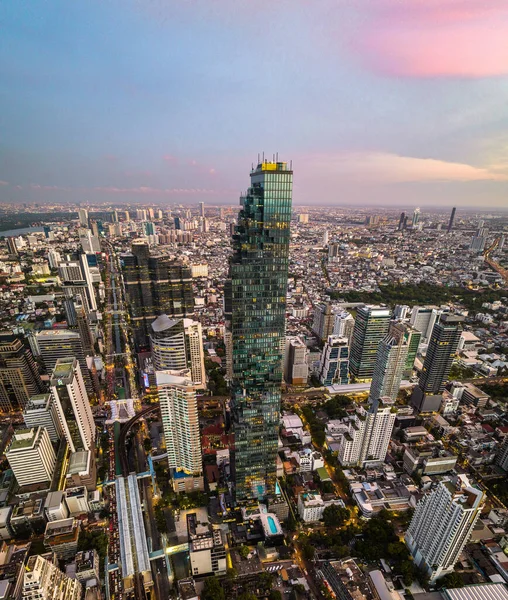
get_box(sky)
[1,0,508,208]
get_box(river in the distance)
[0,226,44,237]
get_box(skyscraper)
[122,241,194,348]
[317,336,349,386]
[410,306,441,342]
[78,208,89,228]
[312,303,336,343]
[35,330,94,395]
[412,207,420,228]
[418,315,463,394]
[397,212,406,231]
[332,310,355,342]
[447,207,456,233]
[368,333,409,403]
[225,159,292,500]
[23,393,63,442]
[284,337,309,385]
[405,475,484,581]
[156,370,203,488]
[199,201,205,218]
[150,315,206,389]
[0,333,45,412]
[388,321,422,378]
[349,306,391,381]
[411,314,463,412]
[49,358,95,453]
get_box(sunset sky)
[1,0,508,207]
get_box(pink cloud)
[163,154,178,163]
[0,181,8,186]
[355,0,508,78]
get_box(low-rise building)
[43,518,80,560]
[403,445,457,476]
[187,512,226,577]
[297,491,345,522]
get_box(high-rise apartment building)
[397,212,406,231]
[411,315,463,412]
[224,160,292,500]
[312,303,335,343]
[349,306,391,381]
[50,358,95,453]
[199,201,205,218]
[156,370,202,479]
[298,213,308,224]
[79,229,101,253]
[337,398,396,467]
[0,333,44,412]
[35,330,93,395]
[388,321,422,378]
[23,552,82,600]
[284,337,309,385]
[78,208,89,228]
[332,310,355,342]
[410,306,441,342]
[150,315,206,389]
[6,427,56,487]
[405,475,484,581]
[23,393,63,442]
[368,334,409,402]
[122,241,194,348]
[317,336,349,386]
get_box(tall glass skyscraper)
[225,159,292,501]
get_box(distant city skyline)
[1,1,507,207]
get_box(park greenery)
[329,283,507,313]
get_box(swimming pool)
[267,515,278,535]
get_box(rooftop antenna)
[276,152,279,162]
[257,153,260,164]
[262,151,265,163]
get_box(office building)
[50,358,95,453]
[74,298,94,355]
[187,512,226,577]
[0,333,44,412]
[157,370,202,480]
[337,399,396,467]
[78,208,89,228]
[199,201,205,218]
[23,553,82,600]
[43,518,80,560]
[410,306,441,342]
[44,491,69,522]
[332,310,355,342]
[405,475,484,581]
[36,330,93,395]
[150,315,206,389]
[122,241,194,348]
[447,207,456,233]
[470,228,488,252]
[388,321,422,378]
[224,160,292,500]
[349,306,391,381]
[369,333,409,402]
[397,212,406,231]
[284,337,309,385]
[6,427,56,488]
[23,393,62,442]
[317,336,349,386]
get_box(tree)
[202,576,225,600]
[269,591,282,600]
[143,438,152,452]
[239,544,250,559]
[237,594,257,600]
[301,542,315,560]
[439,572,464,589]
[259,572,274,589]
[323,504,349,528]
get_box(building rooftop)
[7,428,38,451]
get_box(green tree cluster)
[301,406,325,447]
[323,504,349,528]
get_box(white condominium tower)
[405,475,484,582]
[6,427,56,487]
[338,398,396,467]
[150,315,206,389]
[368,333,409,402]
[156,370,202,476]
[50,358,95,453]
[23,552,82,600]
